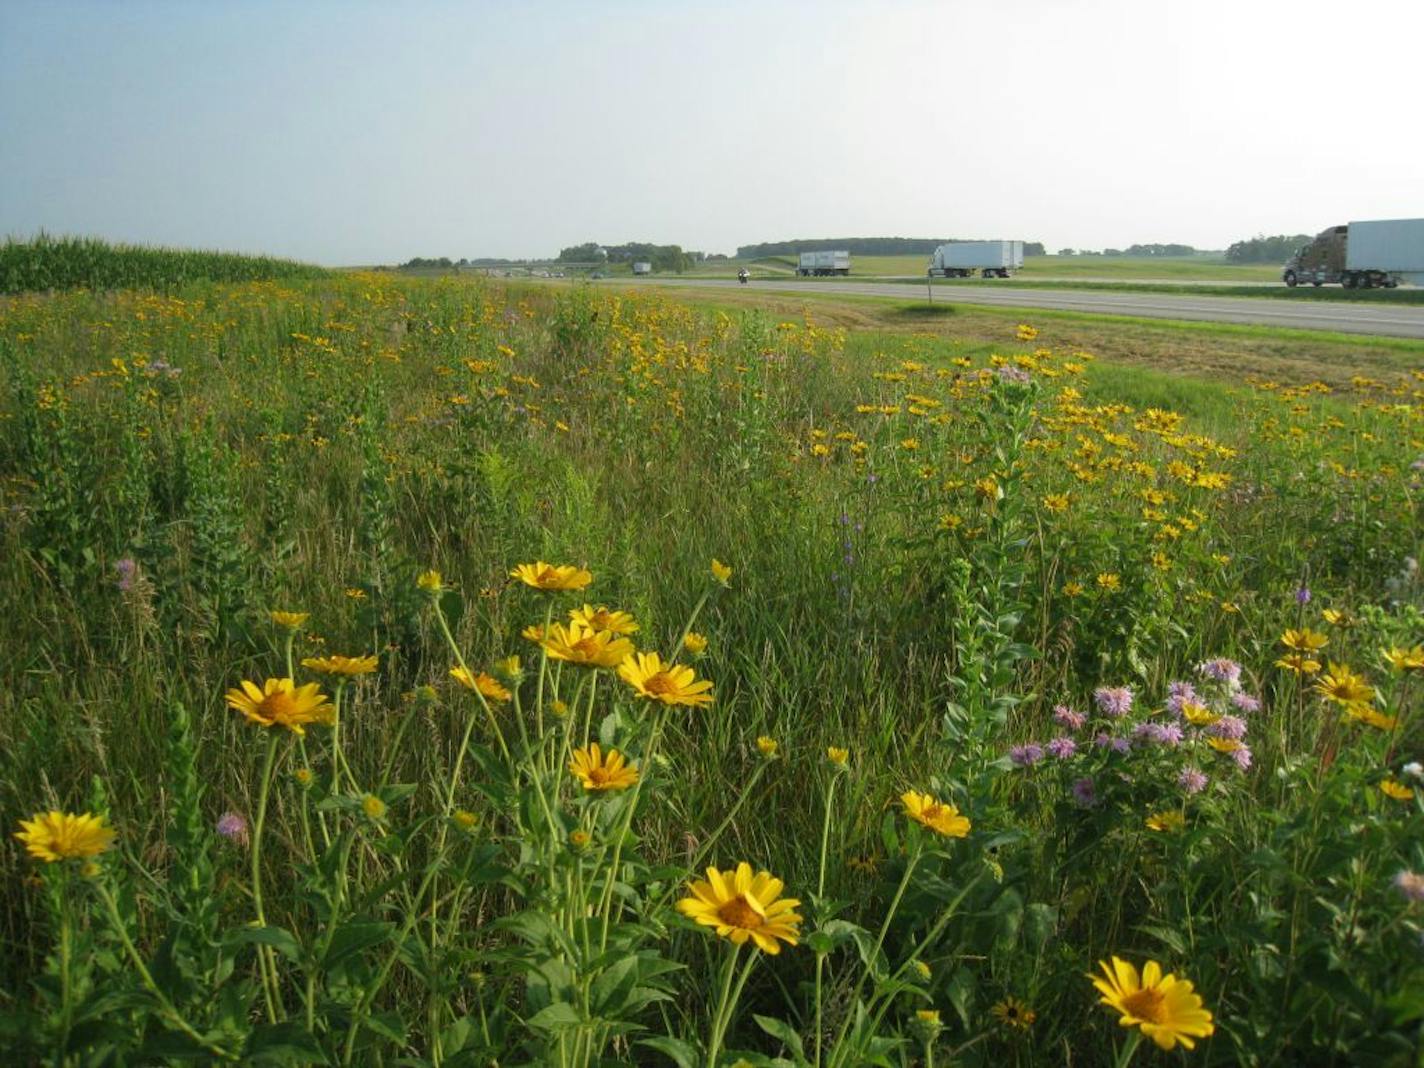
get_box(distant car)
[590,271,605,279]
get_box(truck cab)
[1283,226,1346,287]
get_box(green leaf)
[244,1022,327,1064]
[591,955,640,1016]
[638,1036,701,1067]
[323,921,394,971]
[754,1015,805,1059]
[227,925,304,963]
[525,1001,584,1033]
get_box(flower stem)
[705,940,743,1067]
[250,731,283,1022]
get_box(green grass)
[0,273,1420,1064]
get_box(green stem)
[705,940,743,1068]
[1113,1029,1144,1068]
[250,731,283,1022]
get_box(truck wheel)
[1284,271,1297,287]
[1312,280,1322,287]
[1342,273,1356,289]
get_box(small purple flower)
[1207,715,1248,741]
[1094,686,1133,718]
[1046,736,1077,759]
[1010,743,1045,767]
[1165,680,1197,716]
[217,811,249,846]
[1134,722,1183,747]
[114,556,137,592]
[1053,704,1085,731]
[1295,586,1312,606]
[1178,767,1208,795]
[1395,870,1424,902]
[1230,745,1253,771]
[1197,658,1242,689]
[1072,776,1097,808]
[1094,732,1132,754]
[1231,692,1261,714]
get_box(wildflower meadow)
[1,271,1421,1065]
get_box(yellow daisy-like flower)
[1381,778,1414,801]
[991,996,1037,1031]
[539,621,635,669]
[1280,628,1328,654]
[569,604,639,635]
[361,794,387,820]
[15,811,116,864]
[1180,701,1219,727]
[1383,645,1424,673]
[511,561,593,591]
[450,666,512,702]
[711,559,733,586]
[1061,581,1084,598]
[682,631,709,655]
[755,736,779,758]
[1274,653,1322,676]
[676,862,802,954]
[270,610,309,630]
[901,791,971,839]
[225,678,333,736]
[1314,663,1375,709]
[416,570,444,594]
[1206,738,1244,755]
[1347,707,1399,730]
[617,652,714,707]
[827,746,850,767]
[453,809,479,831]
[1145,810,1186,833]
[301,654,378,676]
[1090,957,1214,1051]
[1321,608,1354,627]
[1096,572,1121,592]
[567,743,639,792]
[1041,493,1070,514]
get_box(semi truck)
[1282,219,1424,289]
[632,261,652,275]
[797,250,850,276]
[928,240,1024,278]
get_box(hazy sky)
[3,0,1422,264]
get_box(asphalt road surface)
[603,277,1424,340]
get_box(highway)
[601,277,1424,340]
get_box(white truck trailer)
[1283,219,1424,288]
[632,261,652,275]
[797,250,850,276]
[929,240,1024,278]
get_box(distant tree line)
[1224,234,1313,264]
[736,237,1046,258]
[1096,243,1198,257]
[556,242,704,273]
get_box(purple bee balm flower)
[1231,692,1261,714]
[1072,776,1097,808]
[1093,686,1134,718]
[1231,745,1253,771]
[114,556,137,592]
[1207,715,1248,741]
[1052,704,1085,731]
[1009,743,1045,767]
[1046,736,1077,759]
[216,811,249,846]
[1094,733,1132,754]
[1197,658,1242,689]
[1165,680,1197,716]
[1178,767,1208,795]
[1156,722,1184,746]
[1295,586,1312,605]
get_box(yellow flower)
[15,811,115,864]
[1321,608,1354,627]
[450,666,512,702]
[569,604,639,635]
[568,743,639,792]
[683,631,708,655]
[912,960,932,980]
[676,862,802,954]
[826,747,849,767]
[1314,663,1375,709]
[539,621,635,669]
[1206,738,1244,755]
[511,561,593,591]
[293,767,314,787]
[225,678,333,736]
[270,610,309,630]
[549,699,570,718]
[974,476,1001,501]
[1041,493,1070,513]
[1061,581,1084,598]
[756,736,779,758]
[1145,810,1186,833]
[343,587,367,600]
[569,829,592,849]
[617,652,714,707]
[453,809,479,831]
[1383,645,1424,672]
[1096,572,1121,592]
[1281,628,1328,654]
[711,559,733,586]
[493,655,523,682]
[1381,778,1414,801]
[991,996,1036,1031]
[1180,701,1219,727]
[361,794,387,820]
[1347,706,1399,730]
[416,570,444,594]
[901,791,971,838]
[1274,653,1322,676]
[1089,957,1214,1051]
[301,654,378,676]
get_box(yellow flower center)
[1121,987,1166,1023]
[923,803,951,824]
[643,671,677,695]
[587,766,612,786]
[571,636,601,658]
[259,689,298,722]
[717,895,763,930]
